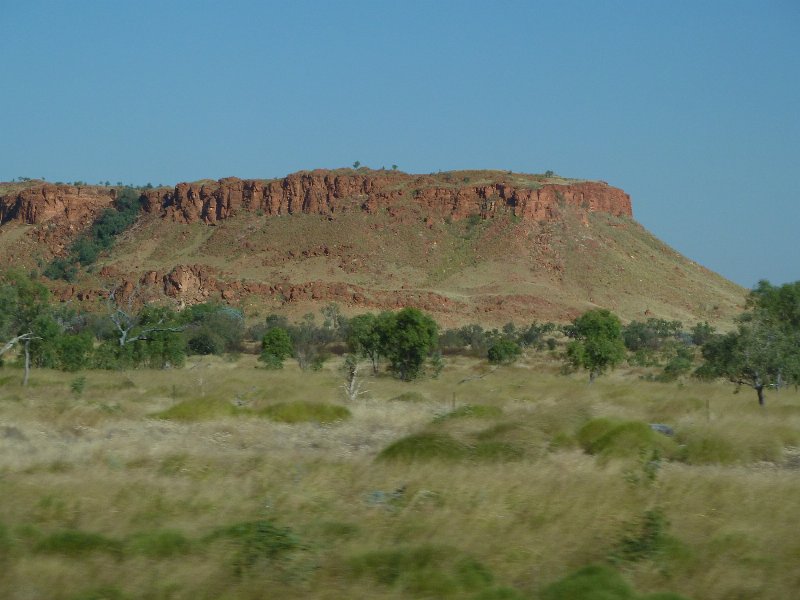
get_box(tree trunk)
[23,339,30,386]
[589,370,597,384]
[756,384,765,407]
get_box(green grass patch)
[35,529,122,557]
[676,425,783,465]
[433,404,502,423]
[378,432,524,462]
[126,530,192,558]
[578,419,677,460]
[472,441,525,461]
[390,391,428,403]
[257,401,351,424]
[378,433,472,461]
[154,396,238,422]
[348,546,501,597]
[205,520,299,575]
[70,587,129,600]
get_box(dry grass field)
[1,354,799,599]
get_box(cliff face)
[0,171,631,229]
[0,184,116,226]
[141,172,632,225]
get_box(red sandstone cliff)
[141,172,632,225]
[0,184,116,226]
[1,171,632,229]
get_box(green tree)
[259,328,293,369]
[565,309,626,382]
[347,313,383,374]
[377,307,439,380]
[487,338,522,365]
[696,281,800,406]
[0,271,52,384]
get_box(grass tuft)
[433,404,502,423]
[35,530,122,557]
[126,529,192,558]
[579,419,677,460]
[154,396,238,421]
[378,433,472,461]
[390,391,428,403]
[257,401,351,424]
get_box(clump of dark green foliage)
[44,187,143,282]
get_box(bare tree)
[342,354,368,402]
[0,332,35,359]
[106,286,183,347]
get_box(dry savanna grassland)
[1,353,799,600]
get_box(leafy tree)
[690,321,715,346]
[0,271,51,384]
[347,313,383,373]
[182,303,244,355]
[565,309,626,382]
[487,339,522,365]
[377,307,438,380]
[696,280,800,406]
[287,313,331,370]
[259,328,293,369]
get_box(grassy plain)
[1,354,799,599]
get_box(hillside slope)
[0,170,744,325]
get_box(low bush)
[205,520,299,575]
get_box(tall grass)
[0,354,798,599]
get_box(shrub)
[487,339,522,365]
[187,331,223,355]
[258,401,351,424]
[206,520,298,575]
[259,327,293,368]
[609,509,669,564]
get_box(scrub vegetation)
[1,278,799,598]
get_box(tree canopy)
[565,309,626,382]
[697,280,800,406]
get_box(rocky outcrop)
[0,184,115,225]
[2,172,632,229]
[143,171,632,225]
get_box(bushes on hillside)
[44,187,143,282]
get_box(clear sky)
[2,1,798,288]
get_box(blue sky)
[1,1,798,288]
